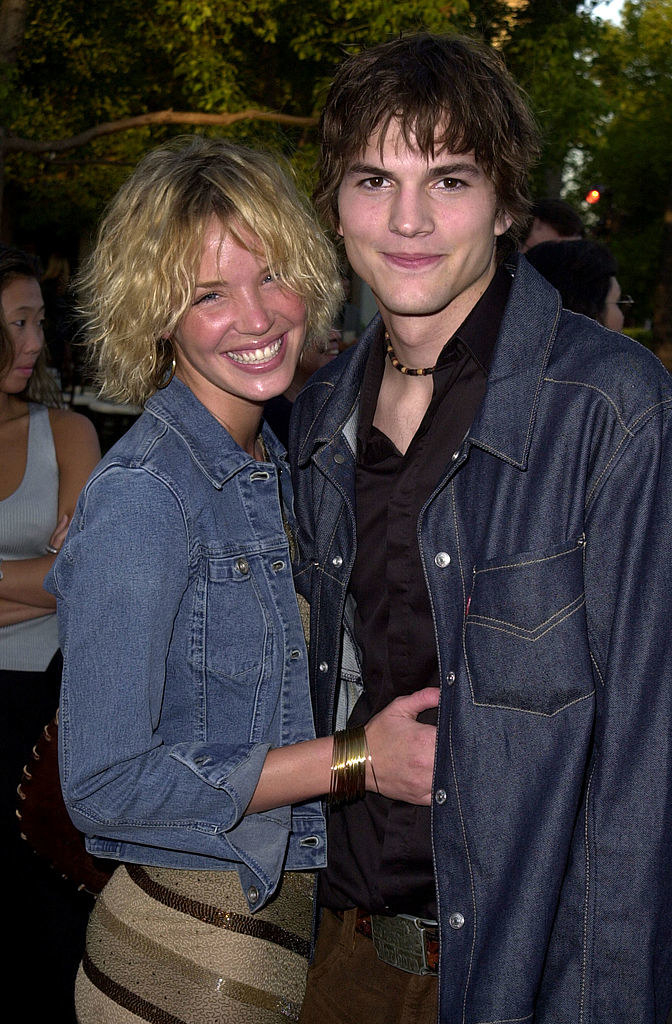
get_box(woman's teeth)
[228,338,282,364]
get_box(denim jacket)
[48,377,325,911]
[289,257,672,1022]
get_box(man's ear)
[495,210,513,237]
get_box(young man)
[289,33,672,1024]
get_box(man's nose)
[388,187,434,237]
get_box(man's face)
[336,121,511,345]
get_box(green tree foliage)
[575,0,672,329]
[3,0,471,245]
[502,3,608,196]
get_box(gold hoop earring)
[157,356,176,389]
[156,337,177,389]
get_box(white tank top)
[0,403,60,671]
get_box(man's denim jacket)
[289,257,672,1022]
[48,378,325,911]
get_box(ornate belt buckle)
[370,913,438,975]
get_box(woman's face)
[0,276,45,395]
[601,276,625,333]
[172,219,307,422]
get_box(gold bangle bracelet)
[329,726,368,806]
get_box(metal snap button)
[247,886,259,903]
[236,557,249,574]
[332,555,343,567]
[434,552,451,568]
[319,661,329,673]
[435,788,447,804]
[446,671,456,686]
[289,649,301,661]
[449,912,465,930]
[333,453,345,464]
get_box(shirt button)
[449,912,465,930]
[247,886,259,904]
[434,552,451,568]
[236,557,249,574]
[435,788,447,804]
[332,555,343,567]
[289,649,301,660]
[446,671,456,686]
[319,661,329,673]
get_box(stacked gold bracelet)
[329,726,379,805]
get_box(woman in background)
[0,244,100,1021]
[524,238,631,332]
[48,137,438,1024]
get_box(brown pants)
[299,909,439,1024]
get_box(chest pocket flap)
[464,538,594,716]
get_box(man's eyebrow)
[344,162,390,177]
[343,160,482,179]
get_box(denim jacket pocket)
[464,537,594,716]
[203,556,270,687]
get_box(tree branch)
[2,109,319,155]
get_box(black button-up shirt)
[319,265,511,919]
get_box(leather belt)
[338,908,439,975]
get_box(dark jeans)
[300,908,438,1024]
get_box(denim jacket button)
[446,671,456,685]
[236,557,249,575]
[435,788,447,804]
[449,912,465,930]
[332,555,343,567]
[434,551,451,568]
[334,453,345,464]
[319,661,329,673]
[247,886,259,903]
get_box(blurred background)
[1,0,670,364]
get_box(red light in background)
[585,188,601,205]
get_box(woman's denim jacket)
[48,378,325,911]
[289,258,672,1022]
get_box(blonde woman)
[47,138,439,1024]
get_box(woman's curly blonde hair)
[79,137,344,405]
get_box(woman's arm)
[56,464,438,856]
[0,596,54,627]
[0,409,100,614]
[247,687,440,813]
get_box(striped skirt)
[75,863,314,1024]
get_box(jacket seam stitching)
[543,376,635,436]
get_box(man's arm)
[582,399,672,1018]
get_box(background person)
[47,137,439,1024]
[0,244,100,1022]
[524,238,631,331]
[520,196,584,251]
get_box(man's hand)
[365,687,440,805]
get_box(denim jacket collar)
[296,256,562,473]
[146,376,288,488]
